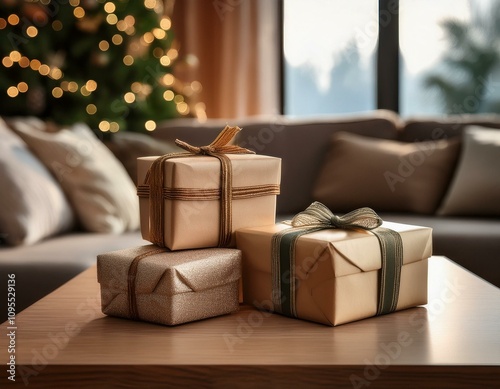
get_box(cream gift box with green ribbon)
[137,126,281,251]
[236,203,432,326]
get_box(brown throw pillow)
[312,132,460,214]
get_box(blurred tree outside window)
[285,0,500,116]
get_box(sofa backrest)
[400,114,500,142]
[153,110,401,214]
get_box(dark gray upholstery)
[0,232,148,320]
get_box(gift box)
[97,245,241,326]
[236,204,432,326]
[137,127,281,250]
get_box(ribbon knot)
[200,145,215,154]
[174,125,255,156]
[286,201,382,231]
[330,214,344,228]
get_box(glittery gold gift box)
[137,154,281,250]
[236,221,431,326]
[97,245,241,326]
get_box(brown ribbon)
[143,125,255,248]
[137,184,280,201]
[127,247,166,320]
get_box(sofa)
[151,110,500,289]
[1,110,499,322]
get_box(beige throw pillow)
[438,126,500,216]
[0,119,74,245]
[313,132,460,214]
[11,121,140,233]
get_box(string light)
[7,15,20,26]
[124,15,135,26]
[52,87,63,98]
[144,120,156,131]
[130,82,142,93]
[167,48,178,60]
[152,28,166,39]
[38,64,50,76]
[26,26,38,38]
[86,80,97,92]
[19,57,30,68]
[67,82,78,92]
[9,51,21,62]
[80,86,90,96]
[163,90,174,101]
[144,0,157,10]
[116,20,127,31]
[159,56,170,66]
[104,2,116,13]
[109,122,120,132]
[99,40,110,51]
[162,74,174,86]
[99,121,110,132]
[123,55,134,66]
[142,32,154,44]
[7,86,19,97]
[30,59,41,71]
[112,34,123,45]
[106,14,118,25]
[2,57,13,67]
[124,92,135,103]
[17,82,28,93]
[73,7,85,19]
[86,104,97,115]
[50,68,63,80]
[176,102,189,115]
[160,17,171,30]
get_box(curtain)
[171,0,281,119]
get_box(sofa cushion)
[9,120,140,234]
[438,126,500,216]
[104,131,180,185]
[0,118,75,246]
[312,132,460,214]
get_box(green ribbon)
[271,202,403,318]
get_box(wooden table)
[1,256,499,388]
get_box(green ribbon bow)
[272,202,403,319]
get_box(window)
[284,0,377,116]
[284,0,500,116]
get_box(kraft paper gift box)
[97,245,241,326]
[236,204,432,326]
[137,126,281,251]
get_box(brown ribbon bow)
[145,125,254,248]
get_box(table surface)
[1,256,500,388]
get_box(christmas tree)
[0,0,203,133]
